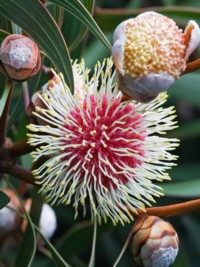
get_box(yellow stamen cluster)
[124,12,186,79]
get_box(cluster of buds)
[131,216,179,267]
[0,34,41,81]
[112,11,200,102]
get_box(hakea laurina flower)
[27,58,179,225]
[132,216,179,267]
[112,11,200,102]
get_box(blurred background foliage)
[0,0,200,266]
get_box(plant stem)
[113,226,133,267]
[131,198,200,218]
[0,161,35,185]
[0,81,14,147]
[184,59,200,74]
[88,218,97,267]
[7,139,34,158]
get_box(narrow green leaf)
[56,221,93,258]
[0,82,10,117]
[5,179,36,267]
[49,0,112,52]
[0,30,9,42]
[35,226,70,267]
[31,190,70,266]
[0,0,74,91]
[7,86,24,128]
[94,6,200,32]
[163,179,200,197]
[67,0,95,51]
[0,190,10,209]
[88,219,97,267]
[54,221,112,262]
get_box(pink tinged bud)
[112,12,200,102]
[0,34,41,81]
[132,216,179,267]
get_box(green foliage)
[0,190,10,209]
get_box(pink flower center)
[62,95,146,189]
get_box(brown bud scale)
[132,216,179,267]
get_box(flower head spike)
[112,11,200,102]
[27,58,179,225]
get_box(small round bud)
[112,12,200,102]
[0,34,41,81]
[132,216,179,267]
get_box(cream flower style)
[27,58,179,225]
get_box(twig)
[130,198,200,218]
[0,161,35,185]
[0,81,14,146]
[7,139,34,158]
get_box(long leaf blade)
[163,179,200,197]
[0,190,10,209]
[0,0,74,91]
[35,226,70,267]
[5,179,37,267]
[49,0,111,52]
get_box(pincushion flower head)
[27,58,179,225]
[112,11,200,102]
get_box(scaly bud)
[112,12,200,102]
[132,216,179,267]
[0,34,41,81]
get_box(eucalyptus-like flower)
[112,11,200,102]
[27,58,178,225]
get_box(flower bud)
[112,11,200,102]
[132,216,179,267]
[0,34,41,81]
[0,189,21,232]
